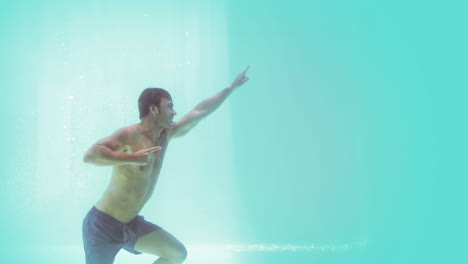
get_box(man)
[82,67,249,264]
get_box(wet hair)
[138,88,172,119]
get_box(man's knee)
[155,243,187,264]
[170,244,187,263]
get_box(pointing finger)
[242,66,250,75]
[147,146,162,153]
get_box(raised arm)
[170,66,250,138]
[83,127,161,166]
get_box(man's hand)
[131,146,162,165]
[229,66,250,90]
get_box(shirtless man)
[82,67,249,264]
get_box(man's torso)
[95,125,170,223]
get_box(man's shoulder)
[112,125,138,142]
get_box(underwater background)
[1,0,467,263]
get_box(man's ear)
[149,104,159,114]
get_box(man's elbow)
[83,151,95,164]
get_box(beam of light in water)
[189,240,368,254]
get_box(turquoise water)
[1,0,467,263]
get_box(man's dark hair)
[138,88,172,119]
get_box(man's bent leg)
[134,229,187,264]
[82,207,124,264]
[83,242,121,264]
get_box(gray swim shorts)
[82,206,162,264]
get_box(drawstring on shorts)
[123,225,136,242]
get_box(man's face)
[157,97,177,128]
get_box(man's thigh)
[134,229,187,259]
